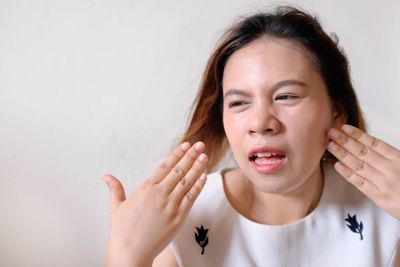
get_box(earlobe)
[332,102,347,128]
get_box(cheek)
[222,113,236,143]
[285,103,332,147]
[223,113,246,150]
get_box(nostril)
[249,127,276,135]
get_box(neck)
[244,164,324,225]
[223,166,324,225]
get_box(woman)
[103,7,400,267]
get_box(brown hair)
[179,6,366,172]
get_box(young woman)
[103,7,400,267]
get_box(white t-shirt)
[171,163,400,267]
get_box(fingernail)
[335,161,345,172]
[195,142,204,152]
[334,161,351,176]
[200,173,207,181]
[328,141,338,151]
[341,124,353,134]
[180,142,190,151]
[329,128,341,139]
[198,153,208,162]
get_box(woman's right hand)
[103,142,208,267]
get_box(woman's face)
[222,37,344,194]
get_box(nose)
[248,104,281,136]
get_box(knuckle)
[164,205,179,221]
[159,161,173,171]
[186,192,195,202]
[151,193,167,210]
[330,143,345,158]
[192,185,200,195]
[151,183,168,197]
[353,174,367,189]
[358,178,365,188]
[370,137,378,148]
[157,185,170,198]
[187,151,198,161]
[350,175,364,189]
[173,165,185,176]
[187,145,202,160]
[180,177,189,187]
[355,160,366,173]
[358,146,369,158]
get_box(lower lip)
[250,157,287,174]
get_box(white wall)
[0,0,399,266]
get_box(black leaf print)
[195,225,209,255]
[345,213,364,240]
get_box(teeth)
[256,152,280,157]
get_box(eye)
[228,101,248,108]
[275,94,299,101]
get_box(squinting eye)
[228,101,247,108]
[275,94,298,100]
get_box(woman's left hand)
[327,124,400,221]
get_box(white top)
[171,163,400,267]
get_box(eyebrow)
[224,79,307,98]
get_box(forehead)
[222,37,319,89]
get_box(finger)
[161,141,205,193]
[341,124,400,159]
[328,128,387,174]
[172,153,208,201]
[103,174,126,212]
[148,142,191,184]
[327,140,383,185]
[333,161,379,199]
[179,173,207,214]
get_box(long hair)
[179,6,366,172]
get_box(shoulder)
[190,169,227,215]
[192,168,244,218]
[320,162,400,235]
[170,169,236,266]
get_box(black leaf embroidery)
[345,213,364,240]
[195,225,209,255]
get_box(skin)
[327,125,400,221]
[103,142,208,267]
[222,37,345,224]
[103,37,400,266]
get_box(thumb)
[102,174,126,212]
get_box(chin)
[240,161,312,195]
[253,173,304,194]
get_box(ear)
[331,102,347,128]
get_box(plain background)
[0,0,399,266]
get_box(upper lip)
[248,146,286,159]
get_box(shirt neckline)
[216,162,334,229]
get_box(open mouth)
[248,148,287,173]
[249,152,286,164]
